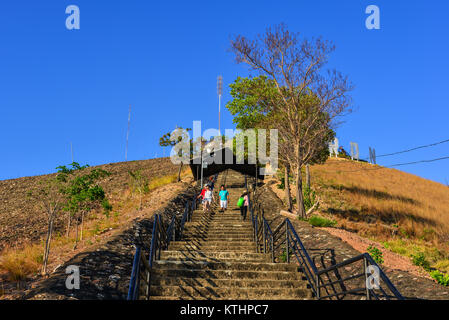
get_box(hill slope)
[274,157,449,275]
[0,157,179,250]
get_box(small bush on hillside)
[277,177,285,190]
[367,245,384,265]
[430,270,449,286]
[279,249,287,263]
[411,252,431,271]
[0,245,41,281]
[303,185,317,212]
[308,216,336,228]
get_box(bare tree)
[230,23,353,217]
[284,162,293,212]
[28,178,66,275]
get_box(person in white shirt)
[203,185,214,213]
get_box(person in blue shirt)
[218,185,229,213]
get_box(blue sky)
[0,1,448,184]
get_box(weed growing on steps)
[367,245,384,265]
[411,252,431,271]
[430,270,449,286]
[302,216,337,228]
[303,186,317,212]
[279,248,292,263]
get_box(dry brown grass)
[0,157,180,250]
[311,158,449,242]
[0,243,42,281]
[271,157,449,273]
[306,158,449,272]
[0,166,193,286]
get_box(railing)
[127,196,195,300]
[127,173,219,300]
[244,175,404,300]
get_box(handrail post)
[263,223,266,254]
[364,256,371,300]
[255,217,259,253]
[157,215,162,260]
[127,246,141,300]
[316,275,320,299]
[286,223,290,263]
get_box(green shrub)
[430,270,449,286]
[411,252,431,271]
[279,248,290,263]
[277,177,285,190]
[308,216,336,228]
[303,186,317,212]
[367,245,384,265]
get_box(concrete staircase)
[148,170,312,300]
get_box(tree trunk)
[139,190,142,210]
[66,214,71,239]
[73,222,79,250]
[177,162,183,182]
[80,212,84,241]
[284,165,293,212]
[305,164,311,190]
[295,166,306,218]
[42,215,54,275]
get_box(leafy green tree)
[226,76,335,214]
[229,24,351,217]
[159,126,192,182]
[59,163,111,249]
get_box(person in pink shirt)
[240,191,249,220]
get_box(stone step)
[191,212,244,217]
[149,295,311,300]
[172,240,254,246]
[183,230,253,235]
[186,223,252,228]
[149,285,311,300]
[167,244,256,251]
[190,218,247,223]
[150,277,307,289]
[160,256,269,263]
[183,229,253,234]
[150,267,305,280]
[160,250,270,261]
[181,236,254,242]
[153,260,298,272]
[185,223,252,228]
[181,234,254,240]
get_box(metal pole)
[218,94,221,135]
[217,75,223,135]
[125,104,131,161]
[201,160,204,190]
[364,257,371,300]
[200,142,203,189]
[263,223,266,253]
[286,223,290,263]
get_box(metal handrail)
[165,215,176,247]
[127,201,192,300]
[128,174,218,300]
[244,174,404,300]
